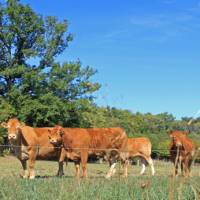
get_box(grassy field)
[0,156,200,200]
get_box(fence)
[0,144,200,199]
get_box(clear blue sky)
[21,0,200,119]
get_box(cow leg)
[147,157,155,176]
[182,161,187,177]
[140,160,146,175]
[184,159,190,177]
[57,148,66,177]
[105,161,117,179]
[28,150,37,179]
[181,161,184,176]
[20,160,29,178]
[173,160,179,176]
[108,162,117,177]
[105,150,122,179]
[74,160,80,179]
[180,157,188,177]
[188,159,193,174]
[122,159,129,178]
[81,151,88,178]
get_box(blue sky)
[21,0,200,119]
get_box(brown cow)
[111,137,155,177]
[48,125,128,178]
[169,130,196,177]
[1,118,66,179]
[127,137,155,176]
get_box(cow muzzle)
[8,134,17,140]
[175,141,182,147]
[49,139,58,144]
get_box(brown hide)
[2,118,65,179]
[169,130,196,177]
[33,128,61,159]
[49,126,128,178]
[62,127,127,152]
[13,126,61,160]
[122,137,155,176]
[127,137,151,160]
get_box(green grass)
[0,156,200,200]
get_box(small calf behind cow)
[110,137,155,177]
[127,137,155,176]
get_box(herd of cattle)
[0,118,197,179]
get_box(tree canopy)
[0,0,100,126]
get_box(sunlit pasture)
[0,156,200,200]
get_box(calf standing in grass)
[48,125,128,178]
[111,137,155,177]
[127,137,155,176]
[169,130,196,177]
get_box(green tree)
[0,0,100,127]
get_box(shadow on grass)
[35,175,74,179]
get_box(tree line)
[0,0,199,158]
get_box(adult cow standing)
[48,125,128,178]
[1,118,66,179]
[169,130,196,177]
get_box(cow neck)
[60,133,68,150]
[9,131,23,158]
[9,129,22,147]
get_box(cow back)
[87,128,127,149]
[62,127,127,154]
[128,137,151,157]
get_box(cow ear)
[183,131,190,135]
[1,122,8,128]
[168,131,172,137]
[16,122,25,129]
[20,122,26,128]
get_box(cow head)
[48,125,64,145]
[1,118,25,142]
[168,130,188,147]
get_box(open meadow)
[0,156,200,200]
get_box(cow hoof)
[57,173,64,177]
[105,175,111,179]
[20,175,28,179]
[29,176,35,179]
[20,173,29,179]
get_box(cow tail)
[148,142,152,157]
[65,157,68,166]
